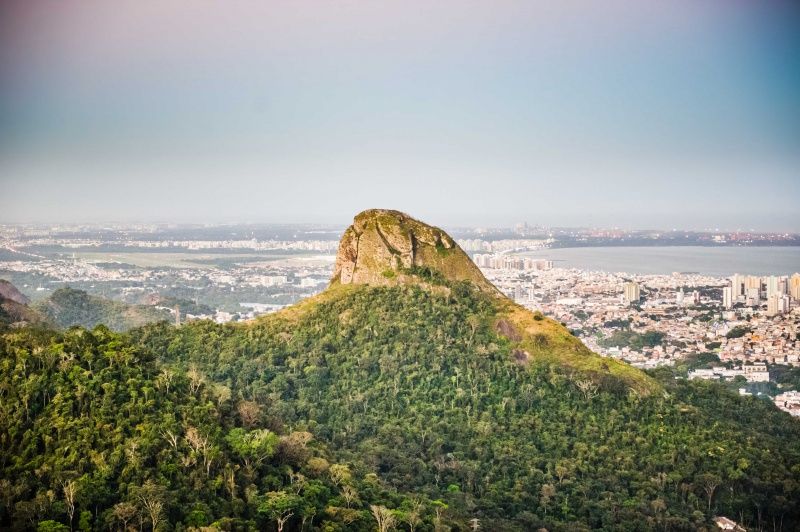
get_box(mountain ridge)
[0,280,48,327]
[34,287,170,331]
[0,279,29,306]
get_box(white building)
[730,274,744,298]
[722,286,733,309]
[623,282,640,305]
[688,363,768,383]
[742,363,769,382]
[766,275,787,299]
[767,294,791,317]
[774,391,800,417]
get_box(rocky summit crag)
[332,209,499,294]
[312,209,655,394]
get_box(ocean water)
[520,246,800,276]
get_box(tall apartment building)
[623,282,640,305]
[730,274,744,298]
[766,275,788,299]
[745,275,762,294]
[722,286,733,309]
[791,273,800,301]
[767,294,790,317]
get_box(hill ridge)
[273,209,659,395]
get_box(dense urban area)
[2,222,799,419]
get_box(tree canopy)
[1,283,799,530]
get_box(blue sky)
[1,0,798,229]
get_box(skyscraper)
[766,294,790,317]
[722,286,733,309]
[766,276,787,299]
[767,295,779,317]
[730,274,744,298]
[746,287,761,305]
[779,295,790,314]
[623,282,640,305]
[745,275,762,295]
[791,273,800,301]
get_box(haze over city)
[1,0,799,230]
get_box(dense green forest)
[2,281,799,531]
[598,329,666,351]
[33,288,169,332]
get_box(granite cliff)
[331,209,499,294]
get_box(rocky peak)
[0,280,30,305]
[331,209,499,294]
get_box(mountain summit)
[324,209,654,394]
[332,209,499,294]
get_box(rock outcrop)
[331,209,500,294]
[0,280,30,305]
[0,280,46,327]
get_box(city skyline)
[3,218,800,238]
[1,1,799,230]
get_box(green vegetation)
[773,366,800,393]
[434,239,456,257]
[693,311,716,323]
[0,298,46,329]
[33,287,169,331]
[400,266,448,286]
[726,326,751,339]
[1,279,44,328]
[2,279,799,531]
[598,329,666,350]
[602,318,631,329]
[155,297,214,316]
[671,352,723,376]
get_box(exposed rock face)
[332,209,500,294]
[0,280,30,305]
[0,280,46,327]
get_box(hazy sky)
[1,1,798,230]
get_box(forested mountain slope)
[33,287,169,331]
[0,280,48,328]
[1,211,799,531]
[0,280,30,306]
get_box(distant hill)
[0,279,47,328]
[0,279,30,305]
[34,287,169,331]
[328,209,652,392]
[1,211,798,531]
[143,294,214,316]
